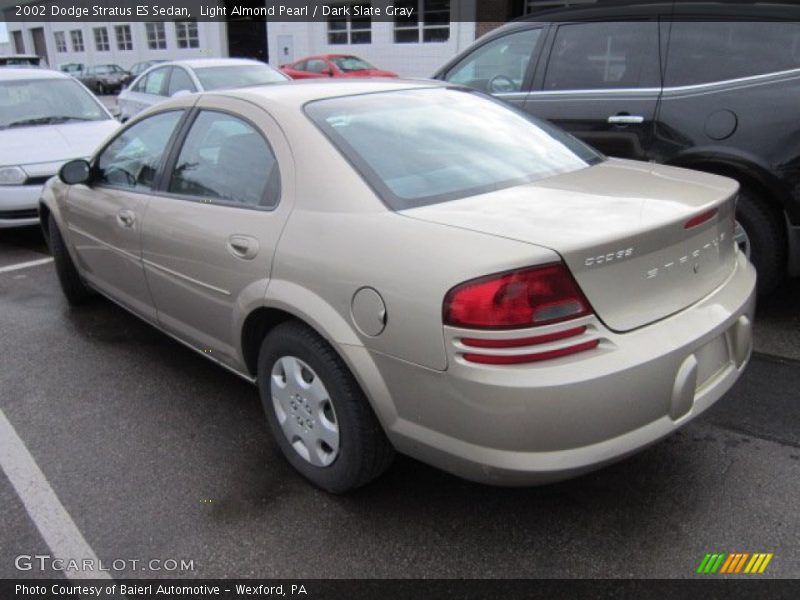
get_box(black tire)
[48,215,93,305]
[736,188,786,295]
[257,321,394,493]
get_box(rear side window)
[544,22,660,90]
[665,21,800,86]
[446,27,542,94]
[96,111,183,190]
[167,67,196,95]
[168,111,280,209]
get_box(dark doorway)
[225,0,268,61]
[12,30,25,54]
[30,28,48,65]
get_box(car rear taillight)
[684,207,718,230]
[443,263,592,329]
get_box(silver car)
[0,68,118,228]
[117,58,289,121]
[41,80,756,492]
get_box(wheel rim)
[270,356,340,467]
[734,220,751,259]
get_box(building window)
[115,25,133,51]
[54,32,67,53]
[523,0,596,15]
[70,30,84,52]
[146,22,167,50]
[93,27,109,52]
[176,20,200,49]
[394,0,450,43]
[327,3,372,44]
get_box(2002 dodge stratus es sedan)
[40,80,756,492]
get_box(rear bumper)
[352,251,756,486]
[0,184,42,228]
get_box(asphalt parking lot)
[0,225,798,580]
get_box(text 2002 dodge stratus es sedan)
[40,80,755,492]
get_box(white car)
[0,68,119,228]
[117,58,289,121]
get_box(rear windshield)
[194,64,288,91]
[305,88,602,209]
[330,56,374,72]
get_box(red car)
[280,54,397,79]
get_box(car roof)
[0,68,69,81]
[510,0,800,22]
[209,78,446,107]
[164,58,267,69]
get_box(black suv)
[434,2,800,294]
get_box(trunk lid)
[401,159,739,332]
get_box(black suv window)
[168,111,280,209]
[544,22,660,91]
[445,27,543,94]
[665,21,800,87]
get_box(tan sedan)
[40,80,756,492]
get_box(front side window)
[193,65,288,90]
[394,0,450,43]
[665,21,800,87]
[0,78,108,129]
[70,30,84,52]
[93,28,109,52]
[176,20,200,49]
[446,27,542,94]
[96,111,183,190]
[146,23,167,50]
[168,111,280,209]
[327,3,372,44]
[54,32,67,53]
[306,88,601,209]
[115,25,133,51]
[544,22,660,90]
[143,68,169,96]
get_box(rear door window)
[167,111,281,209]
[167,67,196,96]
[544,22,660,90]
[665,21,800,86]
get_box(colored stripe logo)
[696,553,773,574]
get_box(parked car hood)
[1,120,119,168]
[401,158,740,332]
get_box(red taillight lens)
[443,263,592,329]
[684,208,718,229]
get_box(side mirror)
[59,159,91,185]
[321,68,333,77]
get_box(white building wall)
[267,21,476,78]
[7,21,226,70]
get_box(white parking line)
[0,257,54,274]
[0,407,111,580]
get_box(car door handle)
[227,235,260,260]
[608,114,645,125]
[117,209,135,228]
